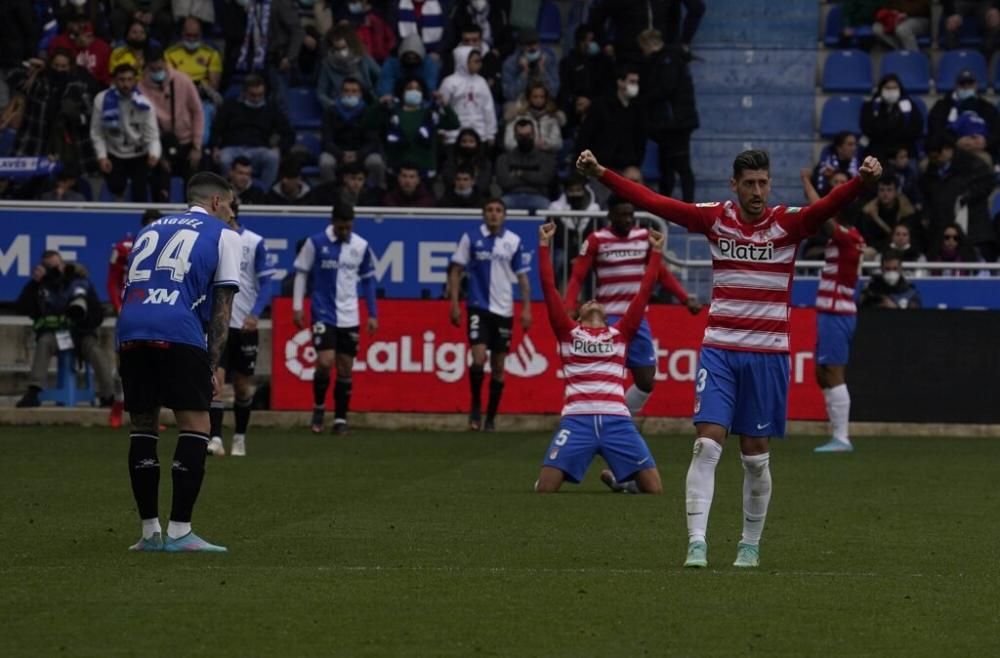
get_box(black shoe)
[310,408,325,434]
[332,421,349,436]
[99,395,114,408]
[16,387,41,408]
[482,419,496,432]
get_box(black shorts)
[467,308,513,353]
[221,328,259,376]
[119,341,212,413]
[312,322,360,357]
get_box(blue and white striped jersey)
[451,224,531,317]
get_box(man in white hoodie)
[91,63,161,202]
[438,45,497,146]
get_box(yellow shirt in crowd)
[164,45,223,86]
[109,46,144,76]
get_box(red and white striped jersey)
[816,224,864,315]
[540,244,659,416]
[599,169,866,354]
[565,227,690,315]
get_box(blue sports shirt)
[116,206,242,349]
[293,226,377,328]
[451,224,530,317]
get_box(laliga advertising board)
[272,299,826,419]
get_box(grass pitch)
[2,427,999,657]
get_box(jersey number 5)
[128,229,200,283]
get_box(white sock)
[740,452,772,546]
[685,437,722,543]
[167,521,192,540]
[625,385,652,414]
[141,517,161,539]
[823,384,851,443]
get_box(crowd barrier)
[3,202,999,309]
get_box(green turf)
[2,427,1000,657]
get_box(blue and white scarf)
[237,0,273,72]
[101,87,151,130]
[397,0,444,51]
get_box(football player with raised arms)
[534,221,664,495]
[577,148,881,567]
[207,197,274,457]
[293,199,378,435]
[117,172,242,553]
[564,196,701,421]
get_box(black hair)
[731,149,770,179]
[926,133,955,153]
[397,161,421,175]
[615,63,640,80]
[395,75,426,99]
[454,164,476,178]
[876,73,906,96]
[574,24,594,44]
[882,249,904,264]
[341,76,363,91]
[145,45,165,63]
[832,131,856,148]
[112,63,137,77]
[141,208,162,226]
[564,171,588,188]
[332,198,355,222]
[186,172,233,205]
[243,73,266,90]
[878,172,898,187]
[514,118,535,131]
[459,22,482,36]
[337,161,366,178]
[41,250,62,260]
[607,195,634,211]
[232,155,253,169]
[483,197,506,211]
[278,156,303,180]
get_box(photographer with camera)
[15,251,114,408]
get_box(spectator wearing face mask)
[928,69,1000,163]
[326,0,397,64]
[49,20,112,86]
[440,127,493,196]
[503,81,565,154]
[861,251,922,309]
[377,33,441,103]
[368,76,459,176]
[317,25,380,111]
[165,17,223,97]
[501,28,559,104]
[547,172,600,282]
[439,44,497,145]
[557,25,614,120]
[860,74,923,164]
[574,64,647,173]
[495,118,556,211]
[860,173,920,255]
[440,165,485,208]
[109,19,151,77]
[318,77,386,186]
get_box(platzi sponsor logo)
[571,338,616,355]
[284,331,548,383]
[717,238,774,262]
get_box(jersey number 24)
[128,229,199,284]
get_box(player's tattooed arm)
[207,286,236,371]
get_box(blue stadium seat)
[641,140,660,182]
[99,181,131,202]
[223,83,242,100]
[936,49,988,92]
[695,0,817,49]
[698,93,814,139]
[169,177,185,203]
[909,95,928,133]
[880,50,930,94]
[691,49,817,94]
[285,88,323,129]
[537,1,562,44]
[0,128,15,157]
[294,131,322,178]
[820,96,864,138]
[822,50,873,93]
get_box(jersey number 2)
[128,229,199,283]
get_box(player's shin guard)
[685,437,722,542]
[233,397,252,434]
[334,378,352,421]
[625,385,652,415]
[170,432,209,525]
[823,384,851,442]
[128,432,160,521]
[740,452,772,546]
[313,368,331,409]
[486,379,504,422]
[209,401,224,439]
[469,365,485,416]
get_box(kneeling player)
[534,222,664,494]
[293,200,378,434]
